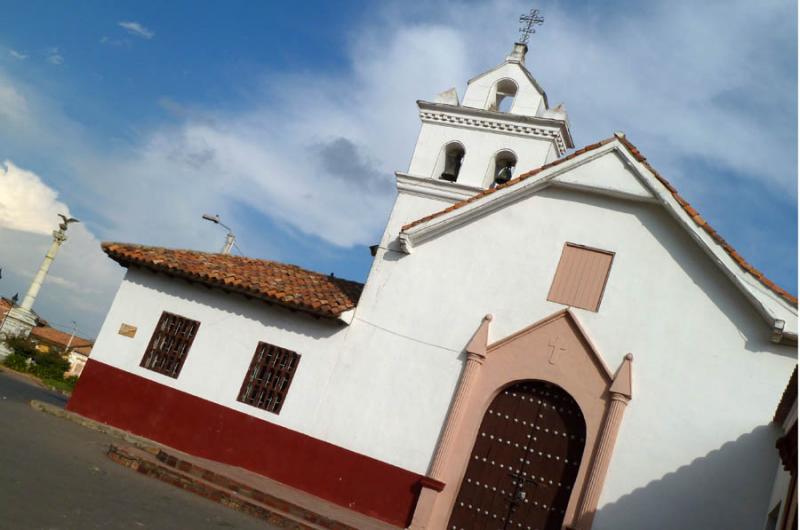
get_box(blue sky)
[0,0,796,339]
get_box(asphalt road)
[0,369,274,530]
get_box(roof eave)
[105,252,353,323]
[399,135,797,333]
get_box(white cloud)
[100,36,130,48]
[9,49,27,60]
[1,1,795,250]
[56,23,472,247]
[2,0,796,249]
[0,0,795,334]
[118,21,154,40]
[0,161,123,337]
[0,161,69,234]
[0,83,30,125]
[46,47,63,65]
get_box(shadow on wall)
[588,425,780,530]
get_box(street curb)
[29,400,160,454]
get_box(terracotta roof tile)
[614,134,797,305]
[401,134,797,306]
[30,326,93,349]
[102,243,363,319]
[774,366,798,424]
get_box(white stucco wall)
[317,183,795,529]
[89,268,351,437]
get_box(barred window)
[238,342,300,414]
[140,311,200,378]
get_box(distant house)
[28,325,93,377]
[1,297,92,376]
[65,346,92,377]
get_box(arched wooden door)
[448,380,586,530]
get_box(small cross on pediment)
[548,336,567,365]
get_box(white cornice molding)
[417,101,573,155]
[396,172,483,202]
[399,138,797,333]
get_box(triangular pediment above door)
[479,309,618,414]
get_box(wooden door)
[448,381,586,530]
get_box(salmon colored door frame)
[410,309,633,530]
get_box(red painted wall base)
[67,359,423,527]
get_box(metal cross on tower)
[518,8,544,44]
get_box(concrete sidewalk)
[33,399,401,530]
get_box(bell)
[441,150,464,183]
[440,171,458,182]
[495,165,513,185]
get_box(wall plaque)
[118,323,137,338]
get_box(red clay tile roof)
[774,366,798,424]
[102,243,364,319]
[401,134,797,306]
[30,326,93,350]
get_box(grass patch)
[41,377,78,393]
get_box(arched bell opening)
[434,141,467,182]
[447,379,586,530]
[487,78,519,113]
[485,149,518,188]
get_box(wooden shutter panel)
[548,243,614,312]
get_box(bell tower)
[403,42,572,193]
[382,41,573,248]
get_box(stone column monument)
[0,214,78,359]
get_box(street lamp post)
[65,320,78,351]
[202,214,236,255]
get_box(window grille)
[238,342,300,414]
[140,311,200,378]
[548,243,614,312]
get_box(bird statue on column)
[57,214,80,232]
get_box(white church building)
[68,42,797,530]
